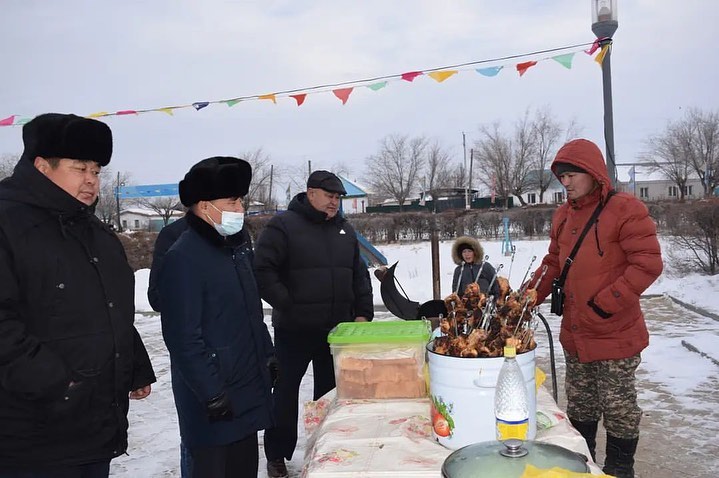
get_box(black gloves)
[588,298,612,319]
[267,356,280,388]
[206,392,234,422]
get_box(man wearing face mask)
[157,156,278,478]
[254,170,374,478]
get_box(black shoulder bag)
[550,191,615,316]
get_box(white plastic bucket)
[427,344,537,450]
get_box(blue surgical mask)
[206,202,245,236]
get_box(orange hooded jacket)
[533,139,663,363]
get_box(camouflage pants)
[564,352,642,439]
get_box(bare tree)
[133,196,182,227]
[643,124,692,201]
[0,154,19,180]
[423,141,454,212]
[96,169,132,227]
[240,148,277,211]
[643,108,719,199]
[473,123,513,208]
[530,107,562,203]
[508,112,536,206]
[364,135,427,211]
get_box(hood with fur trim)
[451,236,484,265]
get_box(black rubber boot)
[603,435,638,478]
[569,419,598,462]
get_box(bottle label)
[496,417,529,441]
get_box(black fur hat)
[179,156,253,207]
[21,113,113,166]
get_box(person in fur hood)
[450,236,499,297]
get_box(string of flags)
[0,39,610,127]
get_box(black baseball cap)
[307,170,347,195]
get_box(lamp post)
[115,172,124,231]
[462,132,470,210]
[592,0,619,188]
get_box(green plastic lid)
[327,320,431,344]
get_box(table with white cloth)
[301,386,603,477]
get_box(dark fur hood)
[451,236,484,265]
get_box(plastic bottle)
[494,338,529,441]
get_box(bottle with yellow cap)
[494,337,529,441]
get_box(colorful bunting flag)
[401,71,423,82]
[0,41,600,125]
[258,94,277,104]
[476,66,503,77]
[290,94,306,106]
[552,53,574,69]
[332,88,354,105]
[516,61,538,77]
[428,70,458,83]
[366,81,387,91]
[594,44,609,65]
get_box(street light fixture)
[591,0,618,188]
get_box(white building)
[119,208,184,232]
[615,164,704,201]
[339,175,370,214]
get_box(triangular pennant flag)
[225,99,241,107]
[366,81,387,91]
[192,102,209,111]
[476,66,503,77]
[552,53,575,69]
[87,112,109,118]
[516,61,538,77]
[15,117,31,125]
[332,87,354,105]
[427,70,458,83]
[0,115,16,126]
[595,44,610,65]
[401,71,423,82]
[259,94,277,104]
[116,110,138,115]
[290,94,306,106]
[585,38,601,55]
[158,107,175,116]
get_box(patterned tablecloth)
[302,387,603,477]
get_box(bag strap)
[556,190,615,287]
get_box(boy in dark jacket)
[0,113,156,477]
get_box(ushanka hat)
[21,113,113,166]
[179,156,252,207]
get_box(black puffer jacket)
[253,193,374,331]
[0,159,156,468]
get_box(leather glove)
[267,356,280,388]
[206,392,234,422]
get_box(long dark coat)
[253,192,374,331]
[158,212,274,448]
[0,159,156,468]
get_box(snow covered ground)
[114,237,719,477]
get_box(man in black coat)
[0,113,156,477]
[254,170,374,478]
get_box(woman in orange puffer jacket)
[531,139,663,478]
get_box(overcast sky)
[1,0,716,192]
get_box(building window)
[527,193,537,204]
[134,219,140,228]
[553,191,564,203]
[122,220,127,229]
[684,185,693,196]
[639,187,649,199]
[668,186,678,197]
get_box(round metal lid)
[441,440,589,478]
